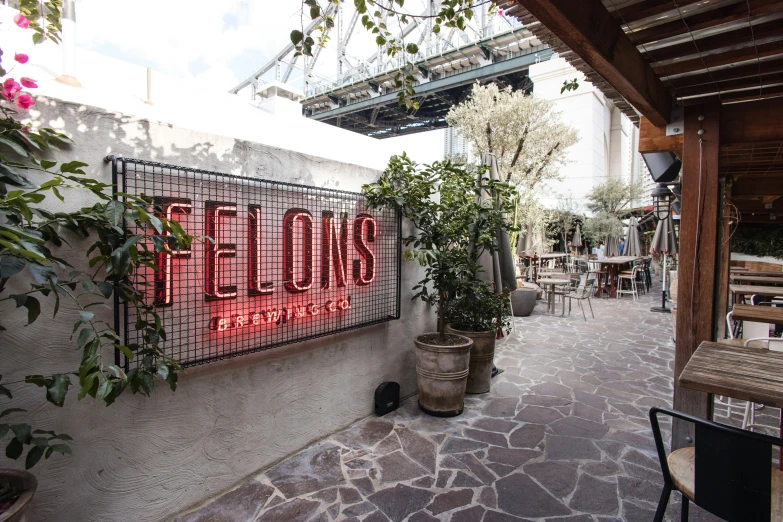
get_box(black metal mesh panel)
[115,158,401,368]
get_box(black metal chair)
[649,406,783,522]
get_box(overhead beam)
[645,20,783,65]
[733,177,783,197]
[514,0,672,126]
[720,97,783,143]
[639,117,683,155]
[667,55,783,90]
[656,40,783,78]
[628,0,783,46]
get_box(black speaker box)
[374,382,400,416]
[643,152,682,183]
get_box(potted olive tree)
[446,282,511,394]
[363,154,514,416]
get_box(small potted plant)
[363,154,514,416]
[446,281,511,393]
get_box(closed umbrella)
[605,235,620,257]
[572,224,583,255]
[624,216,642,257]
[650,214,678,313]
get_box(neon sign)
[116,158,400,368]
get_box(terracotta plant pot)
[414,333,472,417]
[510,287,538,317]
[446,325,496,394]
[0,470,37,522]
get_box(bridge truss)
[231,1,552,137]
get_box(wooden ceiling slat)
[674,71,783,98]
[666,55,783,88]
[628,0,783,45]
[655,40,783,77]
[643,20,783,64]
[613,0,709,25]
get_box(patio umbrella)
[572,224,583,255]
[476,154,518,292]
[650,214,678,313]
[605,235,620,257]
[624,216,642,257]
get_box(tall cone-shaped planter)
[414,333,472,417]
[446,325,496,394]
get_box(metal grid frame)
[109,156,401,368]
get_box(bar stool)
[617,266,639,301]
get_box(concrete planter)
[510,287,538,317]
[0,470,36,522]
[414,333,472,417]
[446,325,496,394]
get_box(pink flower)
[14,53,29,64]
[15,93,35,110]
[20,78,37,89]
[13,14,30,29]
[2,78,21,101]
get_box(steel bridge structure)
[230,1,552,137]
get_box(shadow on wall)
[0,97,430,522]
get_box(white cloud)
[76,0,306,91]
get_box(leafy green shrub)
[1,5,192,469]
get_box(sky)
[77,0,306,92]
[75,0,444,161]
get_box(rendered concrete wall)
[0,97,431,522]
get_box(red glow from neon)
[209,297,351,332]
[205,202,238,300]
[353,214,376,286]
[321,211,348,289]
[249,205,273,296]
[283,209,314,293]
[154,199,192,306]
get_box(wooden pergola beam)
[720,97,783,143]
[733,177,783,197]
[639,117,683,155]
[513,0,672,126]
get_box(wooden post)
[672,103,721,449]
[716,196,732,340]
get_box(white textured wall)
[0,97,431,522]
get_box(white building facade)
[528,56,652,212]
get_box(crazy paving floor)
[171,284,779,522]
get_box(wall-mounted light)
[651,183,673,220]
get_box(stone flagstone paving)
[171,284,779,522]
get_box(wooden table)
[538,278,570,315]
[679,341,783,409]
[730,284,783,303]
[731,275,783,285]
[739,271,783,277]
[680,341,783,468]
[731,304,783,325]
[594,256,643,298]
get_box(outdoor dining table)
[730,284,783,303]
[731,303,783,325]
[730,275,783,286]
[538,277,571,315]
[594,256,643,298]
[736,271,783,277]
[679,341,783,468]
